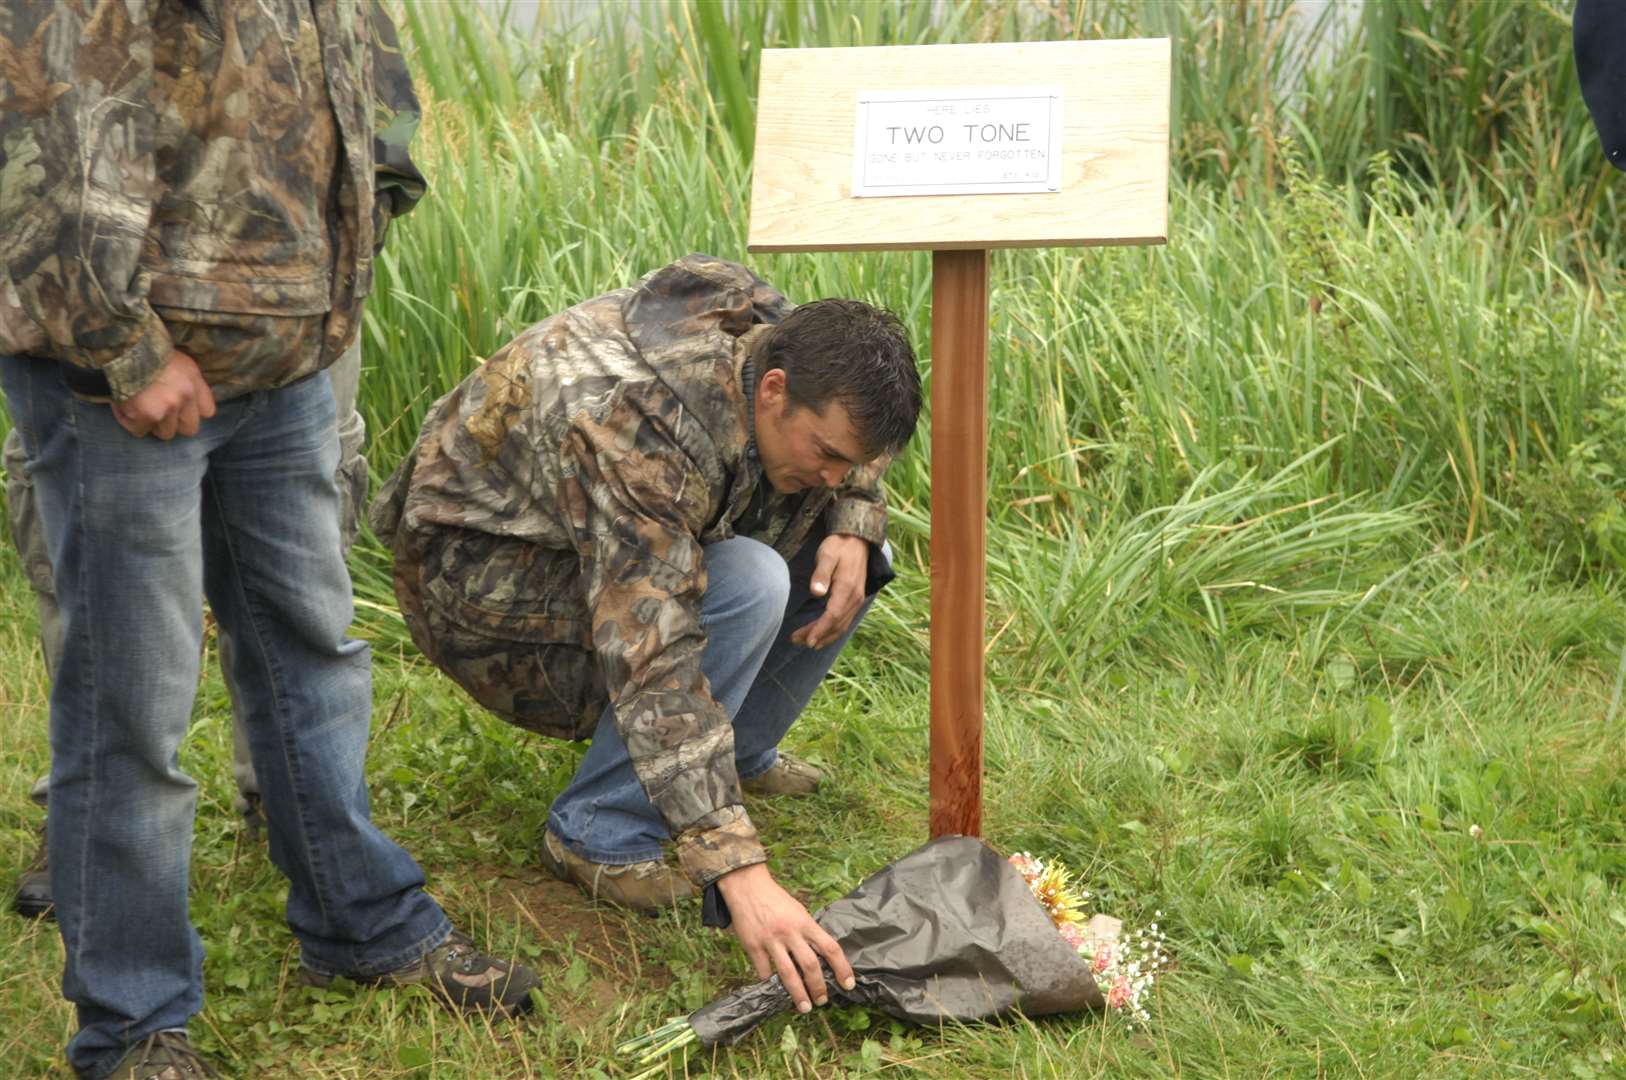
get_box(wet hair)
[756,299,922,458]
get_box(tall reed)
[351,1,1625,666]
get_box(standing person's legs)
[4,425,58,915]
[198,373,450,979]
[1,358,219,1077]
[546,532,884,865]
[7,341,365,916]
[223,339,366,822]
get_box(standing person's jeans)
[3,340,368,821]
[547,532,888,865]
[0,358,449,1079]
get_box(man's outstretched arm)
[565,402,852,1012]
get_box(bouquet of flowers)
[617,836,1168,1076]
[1005,850,1168,1027]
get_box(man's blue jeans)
[547,532,887,864]
[0,360,449,1079]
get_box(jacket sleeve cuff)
[94,312,173,402]
[674,805,768,887]
[826,494,887,545]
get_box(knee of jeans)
[704,537,790,626]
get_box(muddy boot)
[538,826,696,913]
[741,752,823,797]
[103,1030,220,1079]
[301,929,541,1016]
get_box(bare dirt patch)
[490,872,674,1033]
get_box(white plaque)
[851,86,1063,198]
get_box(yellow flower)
[1030,862,1088,929]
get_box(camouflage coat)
[372,255,892,886]
[0,0,424,401]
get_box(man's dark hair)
[757,299,922,458]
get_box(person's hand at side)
[789,532,868,649]
[113,349,217,440]
[716,862,855,1011]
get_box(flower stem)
[617,1018,698,1076]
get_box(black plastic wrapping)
[689,835,1104,1046]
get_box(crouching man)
[371,254,922,1013]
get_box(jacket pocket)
[147,270,333,318]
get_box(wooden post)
[929,249,989,838]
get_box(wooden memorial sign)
[747,39,1170,839]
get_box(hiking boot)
[11,824,52,920]
[538,826,696,913]
[741,752,823,797]
[302,930,540,1016]
[104,1030,220,1079]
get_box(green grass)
[6,555,1625,1077]
[4,0,1626,1076]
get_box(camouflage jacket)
[372,255,891,885]
[0,0,424,401]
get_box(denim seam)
[353,919,454,980]
[65,390,100,1053]
[567,836,666,866]
[302,919,453,981]
[735,747,781,783]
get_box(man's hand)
[717,862,855,1012]
[112,349,216,440]
[790,533,868,649]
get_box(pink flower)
[1059,923,1086,950]
[1107,976,1132,1010]
[1008,853,1041,881]
[1092,942,1114,974]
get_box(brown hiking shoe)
[538,826,696,913]
[11,824,52,920]
[741,752,823,797]
[104,1031,220,1079]
[302,930,540,1016]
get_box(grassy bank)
[3,1,1624,1076]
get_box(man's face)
[753,368,869,494]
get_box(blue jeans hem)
[545,814,664,866]
[300,916,454,980]
[735,749,779,782]
[546,749,780,864]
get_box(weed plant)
[2,1,1624,1077]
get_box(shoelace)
[437,935,495,976]
[444,943,481,973]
